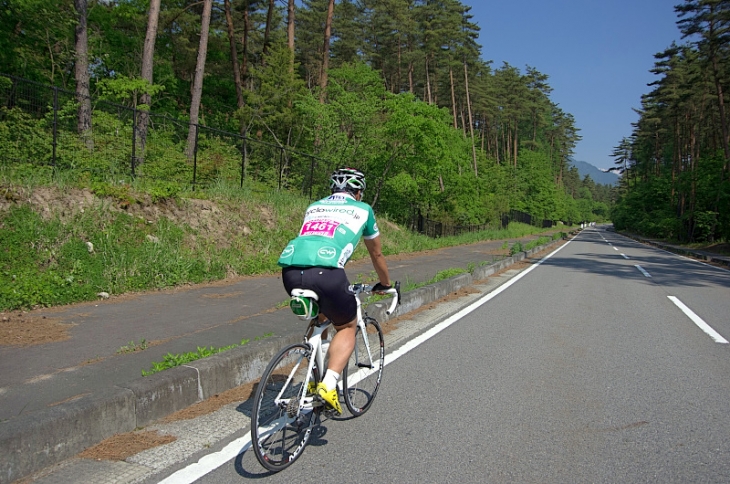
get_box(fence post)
[52,86,58,168]
[241,132,246,188]
[131,107,137,177]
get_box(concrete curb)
[0,237,564,483]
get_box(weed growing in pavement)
[117,339,149,354]
[402,268,468,292]
[141,334,274,376]
[523,236,549,251]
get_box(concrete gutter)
[0,237,565,483]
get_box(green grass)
[140,335,270,376]
[0,175,569,311]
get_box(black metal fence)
[413,209,556,238]
[0,73,331,196]
[1,74,563,238]
[502,209,556,229]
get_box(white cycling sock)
[323,370,340,390]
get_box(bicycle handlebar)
[351,281,401,316]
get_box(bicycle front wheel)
[342,317,384,416]
[250,343,320,472]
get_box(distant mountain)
[568,158,620,186]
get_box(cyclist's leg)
[323,318,355,374]
[302,267,357,377]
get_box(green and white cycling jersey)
[278,193,380,269]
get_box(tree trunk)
[319,0,335,102]
[408,60,414,93]
[242,9,250,90]
[425,55,432,104]
[513,122,518,166]
[186,0,213,160]
[262,0,275,65]
[396,35,402,94]
[449,66,457,128]
[463,60,477,177]
[138,0,161,164]
[287,0,295,73]
[224,0,244,109]
[407,37,414,93]
[74,0,92,149]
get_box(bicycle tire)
[342,316,384,416]
[250,343,320,471]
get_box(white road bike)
[250,282,400,472]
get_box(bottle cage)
[289,289,320,320]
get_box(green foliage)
[0,177,569,312]
[2,0,618,309]
[612,7,730,242]
[0,108,55,165]
[96,75,165,109]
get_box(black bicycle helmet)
[330,168,366,194]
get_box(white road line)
[157,236,579,483]
[668,296,729,344]
[614,247,619,251]
[635,265,652,277]
[615,234,730,273]
[621,254,629,259]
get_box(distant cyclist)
[278,168,392,414]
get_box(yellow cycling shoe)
[316,382,342,415]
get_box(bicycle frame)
[251,282,399,471]
[273,283,401,417]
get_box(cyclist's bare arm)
[364,236,391,288]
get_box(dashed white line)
[621,254,629,259]
[635,265,652,277]
[668,296,729,344]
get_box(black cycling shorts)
[282,267,356,326]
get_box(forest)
[0,0,614,228]
[612,0,730,243]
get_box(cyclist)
[278,168,392,415]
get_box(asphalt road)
[160,227,730,483]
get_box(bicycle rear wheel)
[342,317,384,416]
[250,343,320,472]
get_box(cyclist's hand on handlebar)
[372,282,392,294]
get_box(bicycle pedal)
[323,408,340,418]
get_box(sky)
[464,0,683,171]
